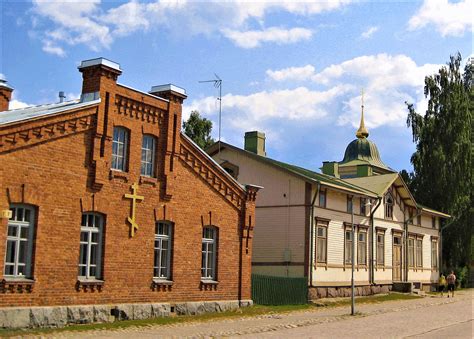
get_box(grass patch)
[0,294,419,337]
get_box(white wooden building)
[208,114,449,296]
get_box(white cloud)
[408,0,473,37]
[266,65,316,81]
[42,40,66,57]
[9,100,30,110]
[266,54,442,129]
[29,0,353,54]
[222,27,313,48]
[360,26,378,39]
[185,84,353,133]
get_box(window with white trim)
[416,238,423,268]
[408,237,415,268]
[344,229,353,265]
[201,227,217,280]
[141,134,156,177]
[431,239,438,269]
[360,198,367,216]
[112,127,129,171]
[376,232,385,266]
[347,195,353,213]
[78,213,103,279]
[154,222,172,280]
[4,205,35,278]
[316,221,328,264]
[357,229,367,265]
[319,189,326,208]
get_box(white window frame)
[376,232,385,266]
[201,226,217,281]
[357,228,367,265]
[408,237,415,268]
[344,229,353,265]
[154,221,172,280]
[4,205,35,278]
[416,238,423,268]
[141,134,156,177]
[112,126,128,171]
[431,239,438,269]
[78,213,103,280]
[319,189,326,208]
[316,221,328,264]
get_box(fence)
[251,274,308,305]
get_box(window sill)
[201,279,218,285]
[152,279,173,286]
[1,277,35,293]
[140,176,158,186]
[109,170,130,182]
[76,278,104,292]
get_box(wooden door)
[393,236,402,281]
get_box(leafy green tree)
[405,53,472,270]
[183,110,216,150]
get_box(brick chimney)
[78,58,122,101]
[0,75,13,112]
[244,131,266,156]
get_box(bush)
[455,266,469,288]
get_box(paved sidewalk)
[52,290,473,338]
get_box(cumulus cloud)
[265,54,442,129]
[185,84,353,133]
[222,27,312,48]
[266,65,316,81]
[29,0,353,55]
[360,26,378,39]
[408,0,473,37]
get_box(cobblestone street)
[48,289,473,338]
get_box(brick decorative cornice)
[115,94,166,125]
[0,108,96,154]
[179,135,245,210]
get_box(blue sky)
[1,0,472,173]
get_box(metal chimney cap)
[0,74,13,90]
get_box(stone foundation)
[308,285,392,300]
[0,300,253,329]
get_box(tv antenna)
[199,74,222,156]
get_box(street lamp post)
[351,197,355,315]
[351,198,372,316]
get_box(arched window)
[201,226,218,281]
[141,134,156,177]
[112,126,129,171]
[78,212,104,280]
[154,221,173,280]
[4,205,36,278]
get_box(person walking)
[446,270,456,298]
[438,273,447,296]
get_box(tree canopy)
[183,110,216,150]
[405,53,472,270]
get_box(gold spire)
[356,89,369,139]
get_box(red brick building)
[0,58,258,328]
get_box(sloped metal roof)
[0,99,101,126]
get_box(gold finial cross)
[124,183,144,237]
[356,88,369,139]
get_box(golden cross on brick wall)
[124,183,144,237]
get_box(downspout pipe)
[369,198,382,284]
[309,182,320,288]
[403,208,423,282]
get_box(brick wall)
[0,61,256,307]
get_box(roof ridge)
[0,99,79,114]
